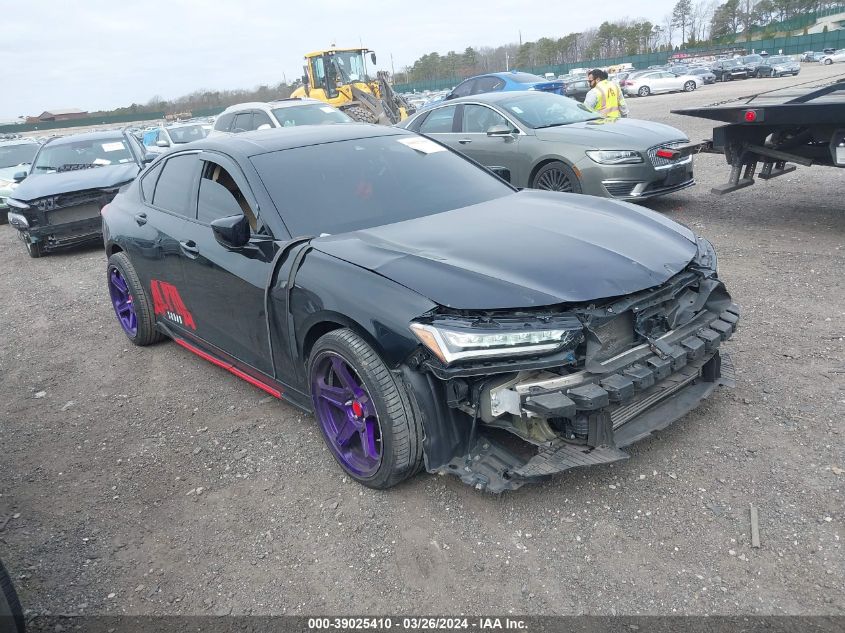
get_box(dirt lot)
[1,64,843,620]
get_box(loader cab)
[305,49,376,102]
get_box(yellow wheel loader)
[290,47,415,125]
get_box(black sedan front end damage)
[403,247,738,493]
[8,186,120,251]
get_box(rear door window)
[419,106,458,134]
[140,161,163,201]
[152,153,200,217]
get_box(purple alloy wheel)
[311,352,382,477]
[108,266,137,337]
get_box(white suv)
[209,99,352,137]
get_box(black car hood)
[313,191,698,310]
[11,163,140,202]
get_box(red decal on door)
[150,279,196,330]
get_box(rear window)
[251,134,511,236]
[271,104,352,127]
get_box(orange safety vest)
[595,80,621,119]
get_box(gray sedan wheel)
[532,161,581,194]
[638,86,651,97]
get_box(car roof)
[188,123,412,158]
[220,98,326,114]
[44,130,127,145]
[433,91,562,107]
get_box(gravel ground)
[1,63,843,620]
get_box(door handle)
[179,240,200,258]
[134,212,147,226]
[458,139,473,144]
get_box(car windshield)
[32,137,134,172]
[271,105,352,127]
[497,92,601,128]
[167,124,207,144]
[507,72,548,83]
[0,143,38,169]
[722,60,741,67]
[768,56,790,64]
[251,134,512,236]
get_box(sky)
[1,0,673,120]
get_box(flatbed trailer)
[672,77,845,194]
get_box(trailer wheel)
[342,106,378,124]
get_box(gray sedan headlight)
[410,322,583,364]
[585,150,644,165]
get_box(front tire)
[638,86,651,97]
[106,252,164,346]
[683,80,696,92]
[532,161,582,194]
[342,105,378,124]
[22,234,44,258]
[0,559,25,633]
[308,328,424,489]
[824,58,833,65]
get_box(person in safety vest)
[584,69,629,119]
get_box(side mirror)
[487,123,516,137]
[370,52,377,65]
[155,140,170,148]
[210,214,250,249]
[13,171,27,183]
[256,123,272,131]
[142,152,158,164]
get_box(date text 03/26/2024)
[307,617,528,630]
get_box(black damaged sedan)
[102,125,739,492]
[7,129,146,257]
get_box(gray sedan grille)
[647,140,689,169]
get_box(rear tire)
[0,558,25,633]
[532,161,582,193]
[308,328,424,489]
[638,86,651,97]
[342,105,378,124]
[824,58,833,65]
[106,252,164,346]
[683,81,696,92]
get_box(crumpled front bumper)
[436,302,740,493]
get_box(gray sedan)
[397,91,695,201]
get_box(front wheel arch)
[300,313,398,372]
[528,157,578,190]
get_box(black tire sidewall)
[532,161,582,194]
[308,330,420,489]
[106,252,162,346]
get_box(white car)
[819,49,845,65]
[208,99,352,137]
[622,71,701,97]
[142,123,209,155]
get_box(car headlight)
[695,236,718,274]
[409,321,583,365]
[585,150,644,165]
